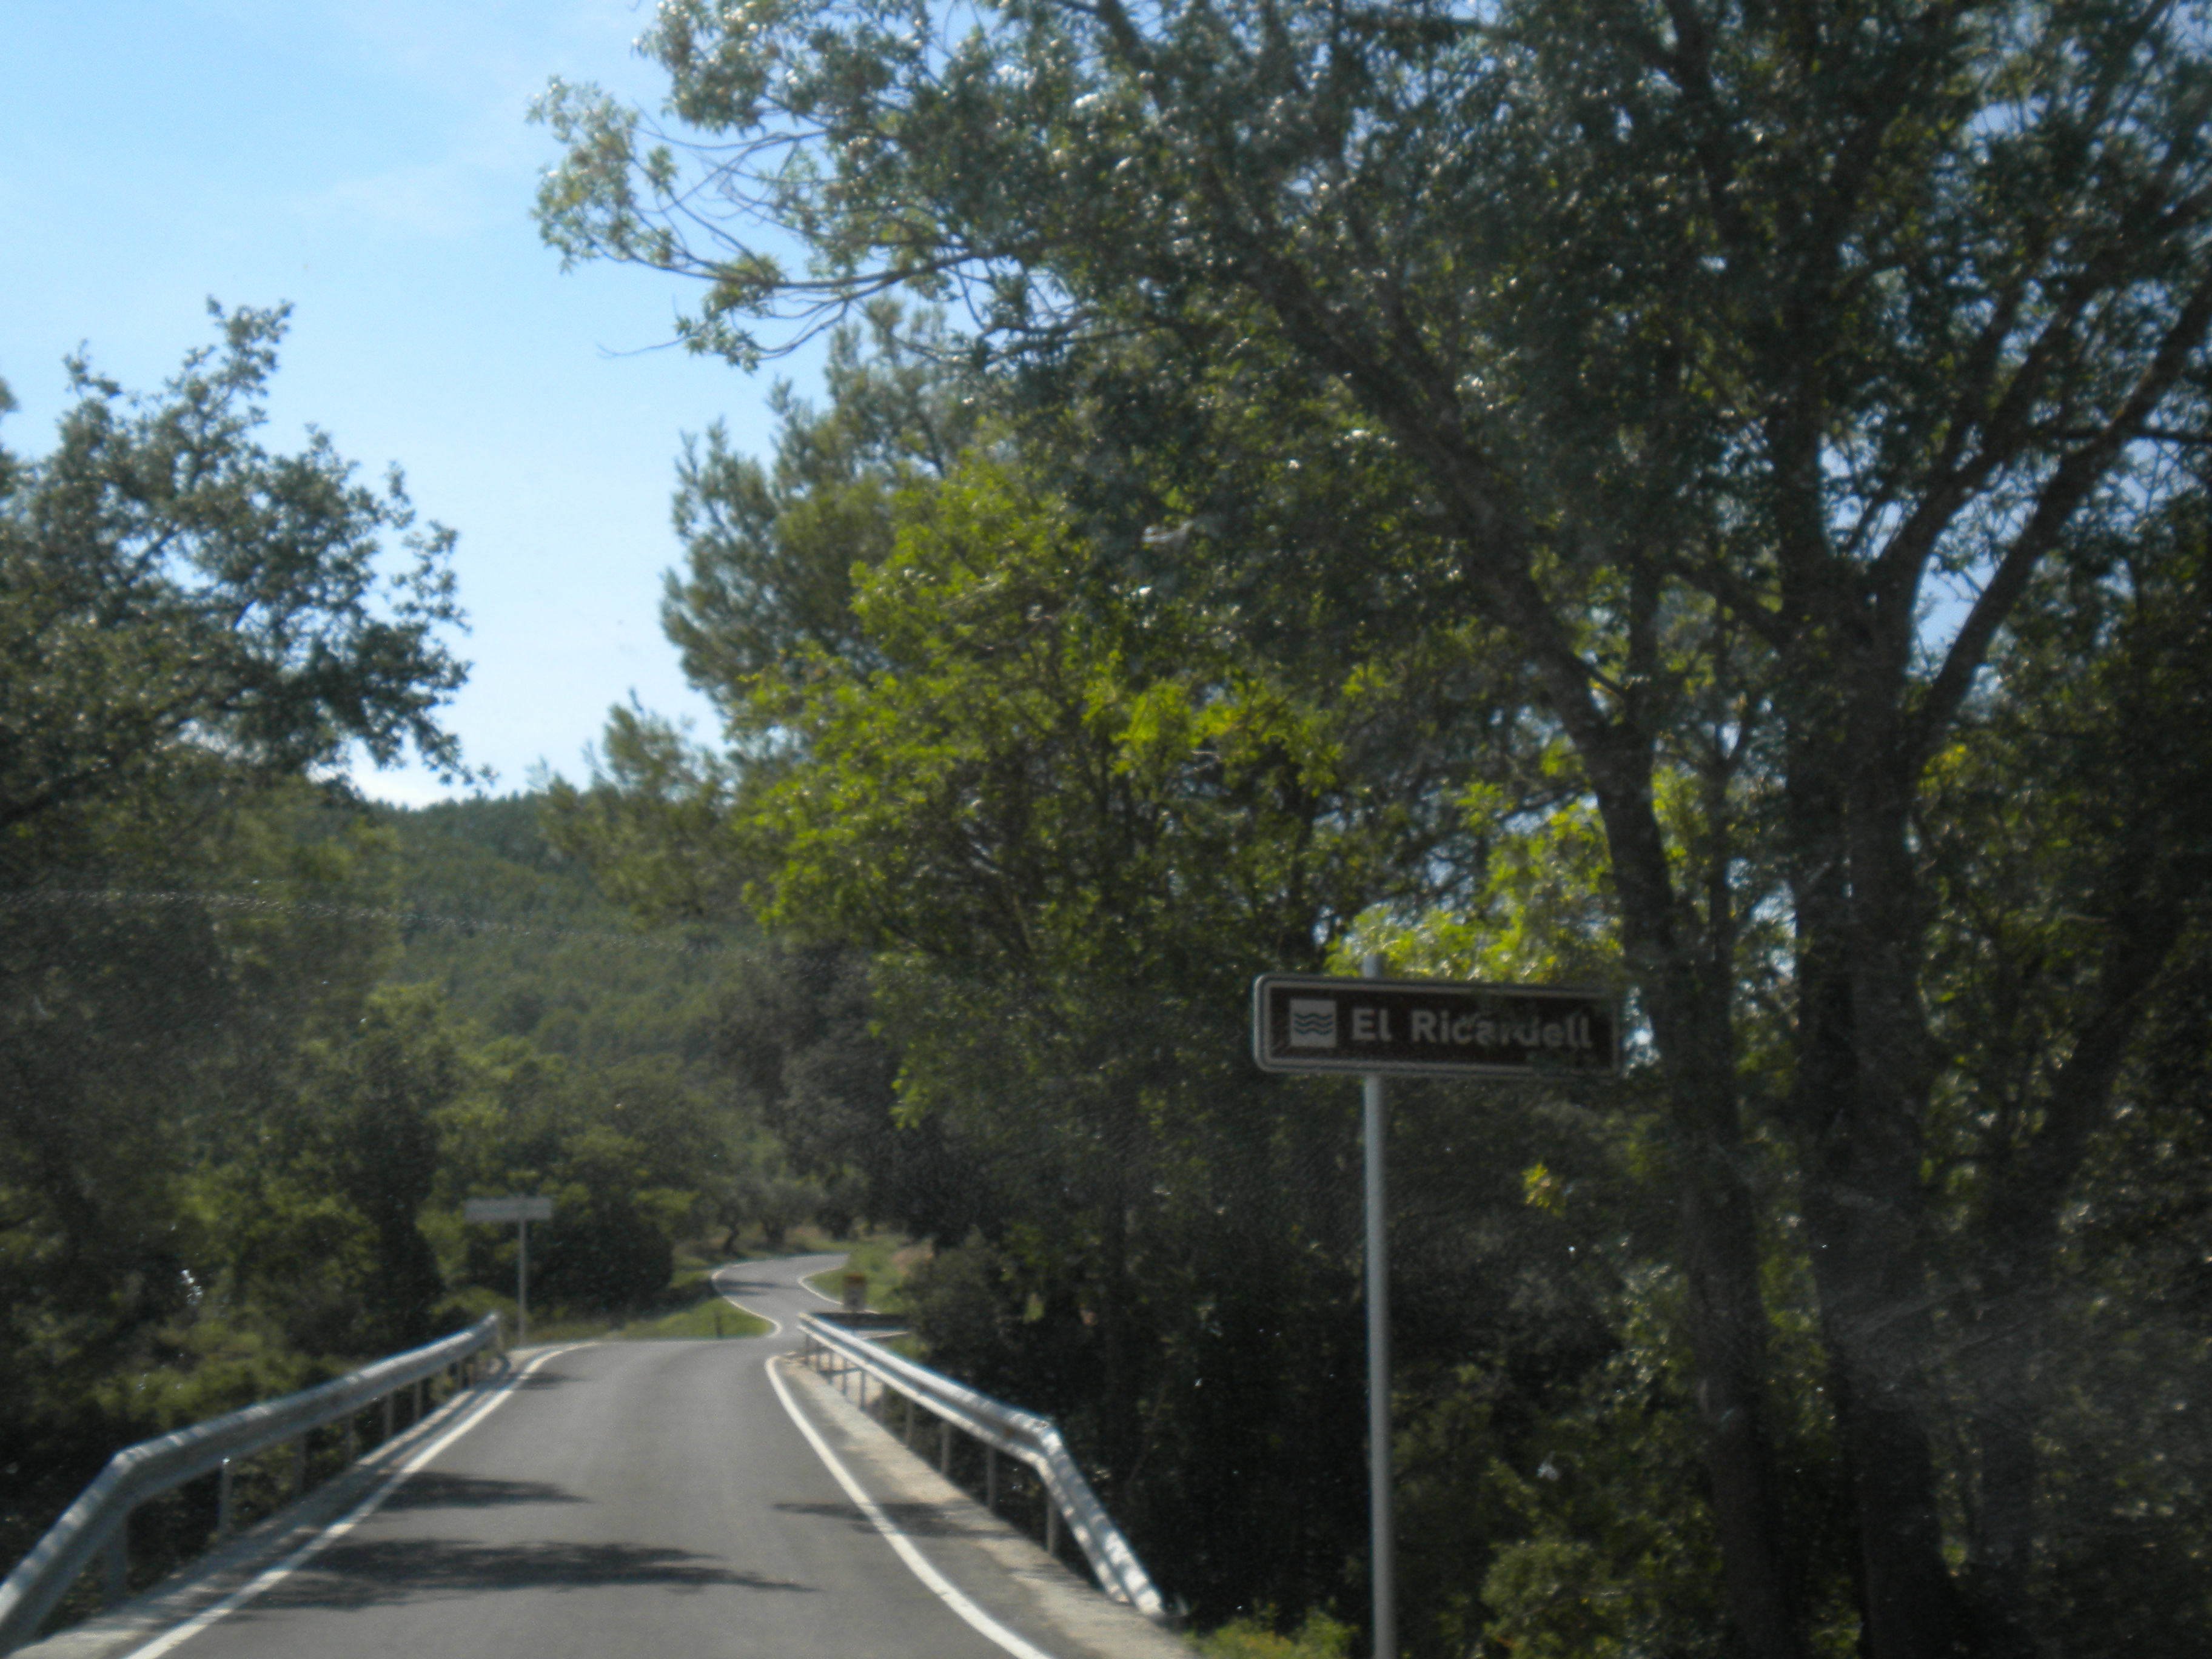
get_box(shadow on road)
[381,1472,585,1512]
[503,1369,582,1392]
[773,1498,984,1541]
[238,1539,815,1612]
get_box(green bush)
[1195,1611,1355,1659]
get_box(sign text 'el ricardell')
[1252,974,1620,1078]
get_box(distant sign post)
[463,1196,554,1346]
[1253,967,1620,1659]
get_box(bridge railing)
[799,1312,1166,1622]
[0,1313,504,1655]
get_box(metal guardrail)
[799,1313,1166,1621]
[0,1314,504,1655]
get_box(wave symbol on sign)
[1287,999,1337,1047]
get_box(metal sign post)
[1358,956,1396,1659]
[1253,966,1620,1659]
[463,1196,555,1345]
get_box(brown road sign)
[464,1195,553,1222]
[1252,973,1620,1078]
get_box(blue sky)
[2,0,817,805]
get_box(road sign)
[1256,965,1619,1659]
[463,1196,554,1344]
[1252,973,1620,1078]
[464,1196,554,1223]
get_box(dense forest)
[525,4,2212,1658]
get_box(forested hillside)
[374,793,730,1075]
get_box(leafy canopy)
[0,302,471,863]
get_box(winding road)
[71,1255,1179,1659]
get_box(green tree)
[1913,499,2212,1649]
[232,985,460,1353]
[708,941,980,1243]
[2,785,415,1567]
[0,303,468,866]
[537,7,2212,1654]
[1,306,470,1563]
[0,295,469,1346]
[664,304,982,699]
[700,436,1507,1610]
[435,1036,721,1313]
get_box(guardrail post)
[381,1392,394,1444]
[214,1459,235,1541]
[1045,1496,1061,1558]
[344,1409,358,1464]
[939,1419,953,1476]
[412,1378,424,1424]
[903,1393,914,1446]
[101,1523,127,1607]
[986,1448,999,1514]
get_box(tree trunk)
[1800,1179,1966,1659]
[1097,1145,1144,1494]
[1960,870,2194,1642]
[1961,1242,2042,1644]
[1788,745,1973,1659]
[1678,1150,1811,1659]
[1593,763,1812,1659]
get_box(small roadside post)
[463,1195,555,1344]
[1253,966,1620,1659]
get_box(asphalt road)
[129,1253,1050,1659]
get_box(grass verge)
[799,1235,923,1312]
[454,1245,774,1344]
[461,1233,926,1345]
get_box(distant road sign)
[1252,973,1620,1078]
[464,1196,554,1223]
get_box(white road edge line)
[765,1355,1060,1659]
[118,1345,583,1659]
[708,1264,783,1336]
[796,1261,850,1307]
